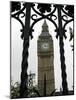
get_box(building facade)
[37,20,55,96]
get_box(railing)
[11,2,74,97]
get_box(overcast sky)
[11,4,73,92]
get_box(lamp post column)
[57,5,68,95]
[20,3,31,98]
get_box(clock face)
[41,43,49,50]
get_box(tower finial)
[42,19,48,27]
[42,19,49,33]
[39,19,52,37]
[44,19,46,24]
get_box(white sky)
[11,3,73,92]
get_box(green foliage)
[27,86,40,97]
[11,73,56,98]
[11,81,56,98]
[11,82,20,98]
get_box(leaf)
[65,5,74,17]
[11,1,21,12]
[37,4,51,13]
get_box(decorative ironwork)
[20,3,32,98]
[11,2,74,97]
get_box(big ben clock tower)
[37,20,55,96]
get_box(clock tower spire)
[37,20,55,96]
[40,19,51,37]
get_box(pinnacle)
[42,19,48,27]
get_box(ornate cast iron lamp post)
[11,2,74,97]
